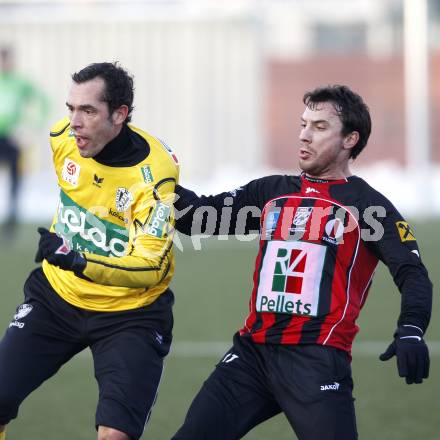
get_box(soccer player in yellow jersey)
[0,62,179,440]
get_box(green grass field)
[0,222,438,439]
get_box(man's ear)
[343,131,359,150]
[112,105,129,125]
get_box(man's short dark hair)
[72,62,134,123]
[303,85,371,159]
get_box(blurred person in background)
[172,85,432,440]
[0,62,179,440]
[0,45,49,236]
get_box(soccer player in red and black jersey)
[171,85,432,440]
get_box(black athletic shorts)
[0,268,174,440]
[172,332,357,440]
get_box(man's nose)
[299,126,311,143]
[70,111,82,128]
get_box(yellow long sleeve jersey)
[43,117,179,312]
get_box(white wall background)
[0,0,438,221]
[0,1,264,182]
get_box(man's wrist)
[394,324,426,342]
[401,324,424,335]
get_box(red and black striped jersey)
[174,174,432,353]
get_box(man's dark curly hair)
[72,62,134,123]
[303,85,371,159]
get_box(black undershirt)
[93,123,150,167]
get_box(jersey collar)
[301,172,350,185]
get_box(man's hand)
[35,227,86,273]
[379,324,430,384]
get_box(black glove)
[35,227,86,273]
[379,324,429,384]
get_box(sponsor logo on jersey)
[272,247,307,295]
[56,191,129,257]
[93,174,104,188]
[322,218,345,245]
[115,187,133,212]
[256,241,326,316]
[61,158,80,186]
[264,210,280,238]
[146,202,171,238]
[396,221,416,242]
[141,165,154,184]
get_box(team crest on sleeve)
[62,158,80,186]
[115,187,134,212]
[396,221,416,242]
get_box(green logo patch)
[146,202,170,238]
[55,191,129,257]
[141,165,154,184]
